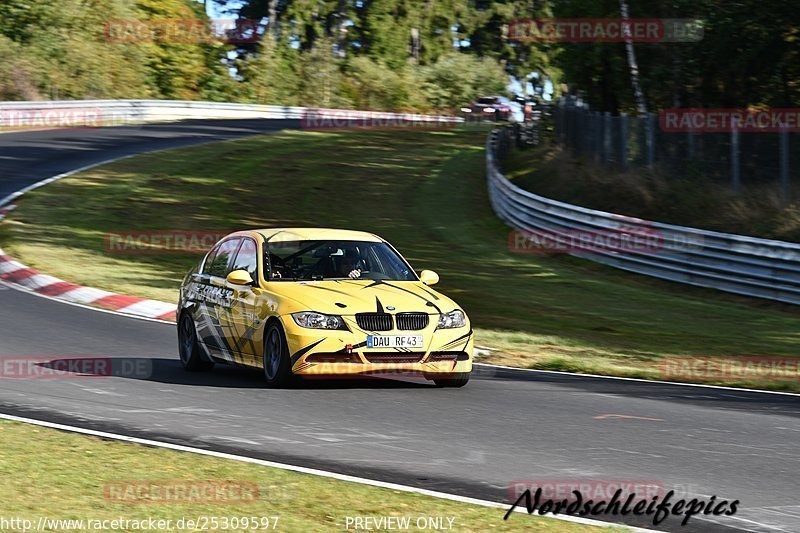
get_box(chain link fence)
[553,97,798,203]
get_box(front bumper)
[283,315,473,377]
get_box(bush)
[339,57,428,112]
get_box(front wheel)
[263,321,295,387]
[178,313,213,371]
[432,372,470,388]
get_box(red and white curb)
[0,244,177,321]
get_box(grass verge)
[1,126,799,391]
[0,419,609,532]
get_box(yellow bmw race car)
[177,228,473,387]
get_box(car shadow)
[35,356,433,389]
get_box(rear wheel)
[263,321,294,387]
[432,372,470,388]
[178,313,213,371]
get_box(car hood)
[272,279,458,315]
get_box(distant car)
[462,96,513,121]
[177,228,473,387]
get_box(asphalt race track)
[1,122,800,532]
[0,118,300,201]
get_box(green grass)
[1,127,799,390]
[0,420,609,532]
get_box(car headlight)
[460,107,472,113]
[437,309,466,329]
[292,312,346,330]
[483,108,495,113]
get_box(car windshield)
[477,97,498,104]
[265,240,416,281]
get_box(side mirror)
[226,269,254,286]
[419,270,439,286]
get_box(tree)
[0,0,237,101]
[619,0,647,114]
[238,33,300,105]
[295,39,352,108]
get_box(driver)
[337,250,362,279]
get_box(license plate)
[367,335,423,349]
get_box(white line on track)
[0,412,652,532]
[473,362,800,397]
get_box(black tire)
[432,372,470,388]
[178,313,213,371]
[263,321,295,387]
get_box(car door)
[198,237,242,360]
[189,242,221,351]
[218,236,262,366]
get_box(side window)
[206,238,241,278]
[230,238,258,280]
[201,245,220,275]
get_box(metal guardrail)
[486,127,800,305]
[0,99,463,126]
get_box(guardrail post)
[619,113,628,171]
[780,130,790,205]
[731,128,741,192]
[603,112,611,165]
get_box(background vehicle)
[462,95,514,121]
